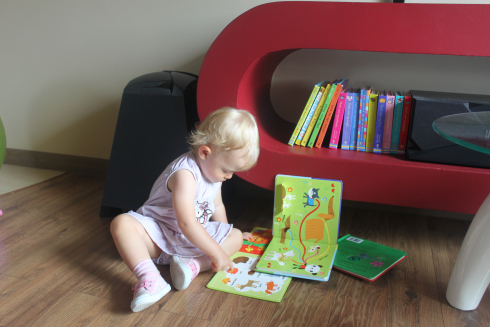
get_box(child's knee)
[229,228,243,250]
[110,214,137,237]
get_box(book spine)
[295,85,325,145]
[356,90,368,152]
[390,94,405,154]
[365,92,378,153]
[301,84,330,146]
[349,92,360,150]
[341,93,353,150]
[382,94,395,154]
[314,84,343,148]
[329,92,347,149]
[373,94,386,154]
[338,234,351,242]
[398,92,412,155]
[288,83,321,146]
[362,91,371,151]
[307,83,337,148]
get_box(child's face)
[198,146,249,183]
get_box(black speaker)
[100,71,199,217]
[406,90,490,168]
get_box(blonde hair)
[188,107,260,170]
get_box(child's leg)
[110,213,162,269]
[170,228,243,290]
[195,227,243,271]
[110,213,170,312]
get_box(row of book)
[288,79,413,155]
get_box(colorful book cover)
[398,91,413,155]
[333,234,407,282]
[207,227,292,302]
[390,92,405,154]
[329,89,348,149]
[341,89,354,150]
[365,90,379,153]
[288,81,323,146]
[307,80,340,148]
[301,82,332,146]
[382,91,395,154]
[356,86,371,152]
[255,175,343,281]
[373,91,386,154]
[314,79,348,148]
[349,90,360,151]
[295,82,327,145]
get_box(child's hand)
[209,252,234,272]
[242,232,252,241]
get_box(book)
[397,91,413,155]
[314,79,348,148]
[382,91,395,154]
[206,227,292,302]
[349,89,361,150]
[301,82,332,146]
[333,234,407,282]
[306,79,341,148]
[295,81,327,145]
[255,174,343,281]
[288,81,323,146]
[329,88,348,149]
[373,91,386,154]
[307,80,340,148]
[340,89,354,150]
[390,92,405,154]
[365,90,379,153]
[356,86,371,152]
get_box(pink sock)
[133,258,160,280]
[194,256,212,272]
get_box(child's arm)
[210,188,228,223]
[212,188,252,241]
[169,169,233,272]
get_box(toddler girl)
[110,107,260,312]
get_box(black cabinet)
[100,71,199,217]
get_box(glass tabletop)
[433,111,490,155]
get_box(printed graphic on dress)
[195,200,213,225]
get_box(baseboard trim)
[5,148,109,177]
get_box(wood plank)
[0,274,29,300]
[386,212,445,326]
[28,291,112,327]
[147,310,210,327]
[268,276,339,327]
[0,228,113,326]
[328,208,389,327]
[0,176,108,279]
[207,293,277,327]
[0,174,102,245]
[87,294,164,327]
[162,270,228,320]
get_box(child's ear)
[198,145,212,160]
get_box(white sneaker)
[170,256,200,291]
[130,274,171,312]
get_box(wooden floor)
[0,173,489,327]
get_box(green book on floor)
[206,227,292,302]
[333,234,407,282]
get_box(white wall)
[1,0,488,159]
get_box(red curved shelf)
[197,1,490,214]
